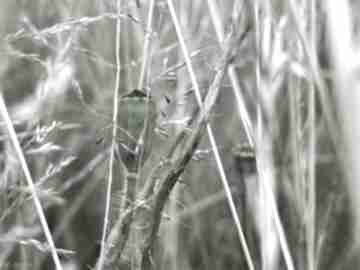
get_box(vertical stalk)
[97,0,122,269]
[307,1,317,270]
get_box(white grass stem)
[166,1,255,270]
[0,94,63,270]
[97,1,122,269]
[307,1,317,270]
[137,0,155,90]
[326,0,360,241]
[207,0,254,146]
[253,2,295,270]
[287,0,341,154]
[261,169,296,270]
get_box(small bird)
[233,144,256,176]
[116,89,157,172]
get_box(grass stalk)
[306,1,317,270]
[207,0,254,146]
[97,0,123,269]
[166,1,255,270]
[0,94,63,270]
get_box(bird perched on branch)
[116,89,157,172]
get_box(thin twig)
[96,21,236,270]
[97,1,123,269]
[307,1,317,270]
[0,94,63,270]
[287,0,343,157]
[140,25,237,270]
[166,1,255,270]
[138,0,156,90]
[253,2,295,270]
[207,0,254,146]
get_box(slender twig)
[115,3,157,265]
[166,1,255,270]
[97,1,122,269]
[138,0,155,90]
[307,1,317,270]
[289,75,304,214]
[59,148,109,193]
[96,23,236,270]
[258,156,296,270]
[140,26,237,269]
[253,2,295,270]
[287,0,342,156]
[326,0,360,248]
[94,197,149,270]
[207,0,254,146]
[133,0,156,178]
[4,13,141,44]
[0,94,63,270]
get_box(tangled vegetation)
[0,1,358,270]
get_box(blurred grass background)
[0,1,358,270]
